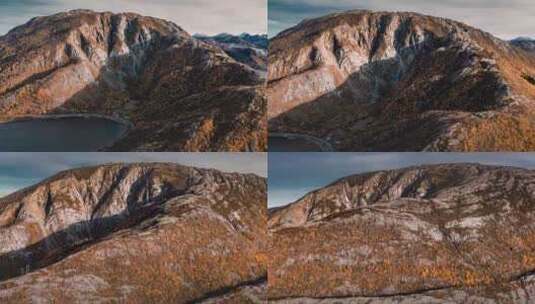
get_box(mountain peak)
[269,163,535,301]
[0,10,266,151]
[0,162,267,302]
[276,10,469,39]
[268,9,535,152]
[269,163,532,229]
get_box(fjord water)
[268,135,329,152]
[0,117,128,151]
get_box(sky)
[0,153,266,197]
[268,153,535,208]
[268,0,535,39]
[0,0,266,36]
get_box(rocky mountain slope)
[0,163,267,303]
[0,10,267,151]
[269,163,535,303]
[195,33,268,72]
[268,10,535,151]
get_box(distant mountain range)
[511,37,535,52]
[268,10,535,151]
[196,33,268,49]
[195,33,268,71]
[0,10,267,151]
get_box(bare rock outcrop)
[268,10,535,151]
[269,163,535,303]
[0,163,267,303]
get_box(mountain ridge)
[0,162,267,303]
[269,163,535,302]
[0,10,267,151]
[268,10,535,151]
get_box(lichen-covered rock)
[0,163,267,303]
[0,10,267,151]
[268,10,535,151]
[269,163,535,303]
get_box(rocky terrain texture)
[0,10,267,151]
[195,33,268,72]
[0,163,267,303]
[269,163,535,303]
[268,10,535,151]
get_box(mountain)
[268,10,535,151]
[195,33,268,50]
[195,33,268,72]
[0,163,267,303]
[269,163,535,303]
[511,37,535,52]
[0,10,267,151]
[240,34,269,49]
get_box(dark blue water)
[0,117,128,151]
[268,136,325,152]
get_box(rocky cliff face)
[195,33,268,72]
[268,10,535,151]
[0,10,267,151]
[0,163,267,303]
[269,164,535,303]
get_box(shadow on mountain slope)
[0,204,161,282]
[268,46,535,151]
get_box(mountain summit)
[268,10,535,151]
[0,10,267,151]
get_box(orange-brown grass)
[2,209,266,303]
[269,210,535,300]
[82,213,265,303]
[457,112,535,151]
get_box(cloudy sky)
[269,153,535,208]
[0,153,266,197]
[0,0,266,36]
[269,0,535,39]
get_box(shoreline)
[269,133,335,152]
[0,113,133,127]
[0,113,134,151]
